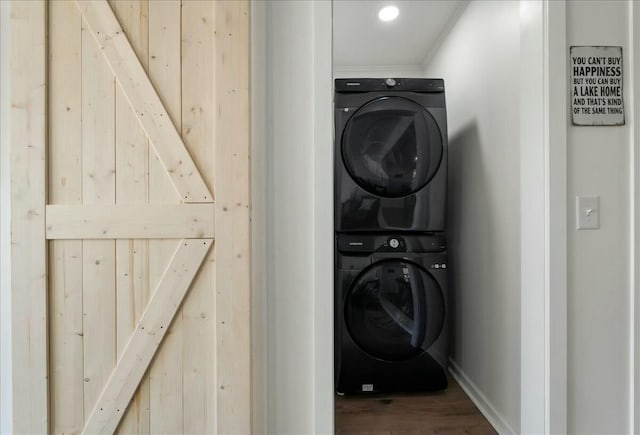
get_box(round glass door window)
[345,260,444,361]
[341,97,443,198]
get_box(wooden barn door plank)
[10,1,48,432]
[75,0,212,203]
[146,2,185,433]
[48,1,84,432]
[81,10,117,420]
[110,1,151,433]
[214,2,252,433]
[181,2,217,432]
[82,239,213,435]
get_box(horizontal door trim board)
[82,239,213,435]
[74,0,213,203]
[46,204,215,239]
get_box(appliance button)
[389,238,400,249]
[385,78,397,87]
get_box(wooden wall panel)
[48,1,84,433]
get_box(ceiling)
[333,0,467,69]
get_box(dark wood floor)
[335,377,497,435]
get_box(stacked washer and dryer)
[334,78,450,395]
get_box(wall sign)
[571,46,624,126]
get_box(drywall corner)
[421,0,469,69]
[264,1,334,433]
[449,360,517,435]
[423,1,522,432]
[633,1,640,432]
[250,0,268,433]
[312,1,334,433]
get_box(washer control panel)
[337,234,445,253]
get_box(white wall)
[332,65,426,79]
[266,4,314,430]
[424,2,521,433]
[262,1,334,434]
[566,1,632,433]
[1,1,13,432]
[634,3,640,432]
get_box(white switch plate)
[576,196,600,230]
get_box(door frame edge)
[519,0,568,433]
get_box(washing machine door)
[341,97,443,198]
[345,259,444,362]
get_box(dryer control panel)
[335,78,445,93]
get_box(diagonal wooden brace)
[82,239,213,435]
[75,0,213,203]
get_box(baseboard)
[448,359,517,435]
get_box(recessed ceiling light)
[378,5,399,22]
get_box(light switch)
[576,196,600,230]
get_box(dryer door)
[345,259,444,362]
[341,97,443,198]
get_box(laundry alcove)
[332,1,519,432]
[255,0,563,433]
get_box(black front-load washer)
[335,233,449,394]
[335,78,448,233]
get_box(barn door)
[10,0,250,433]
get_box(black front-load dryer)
[335,78,448,232]
[335,233,449,395]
